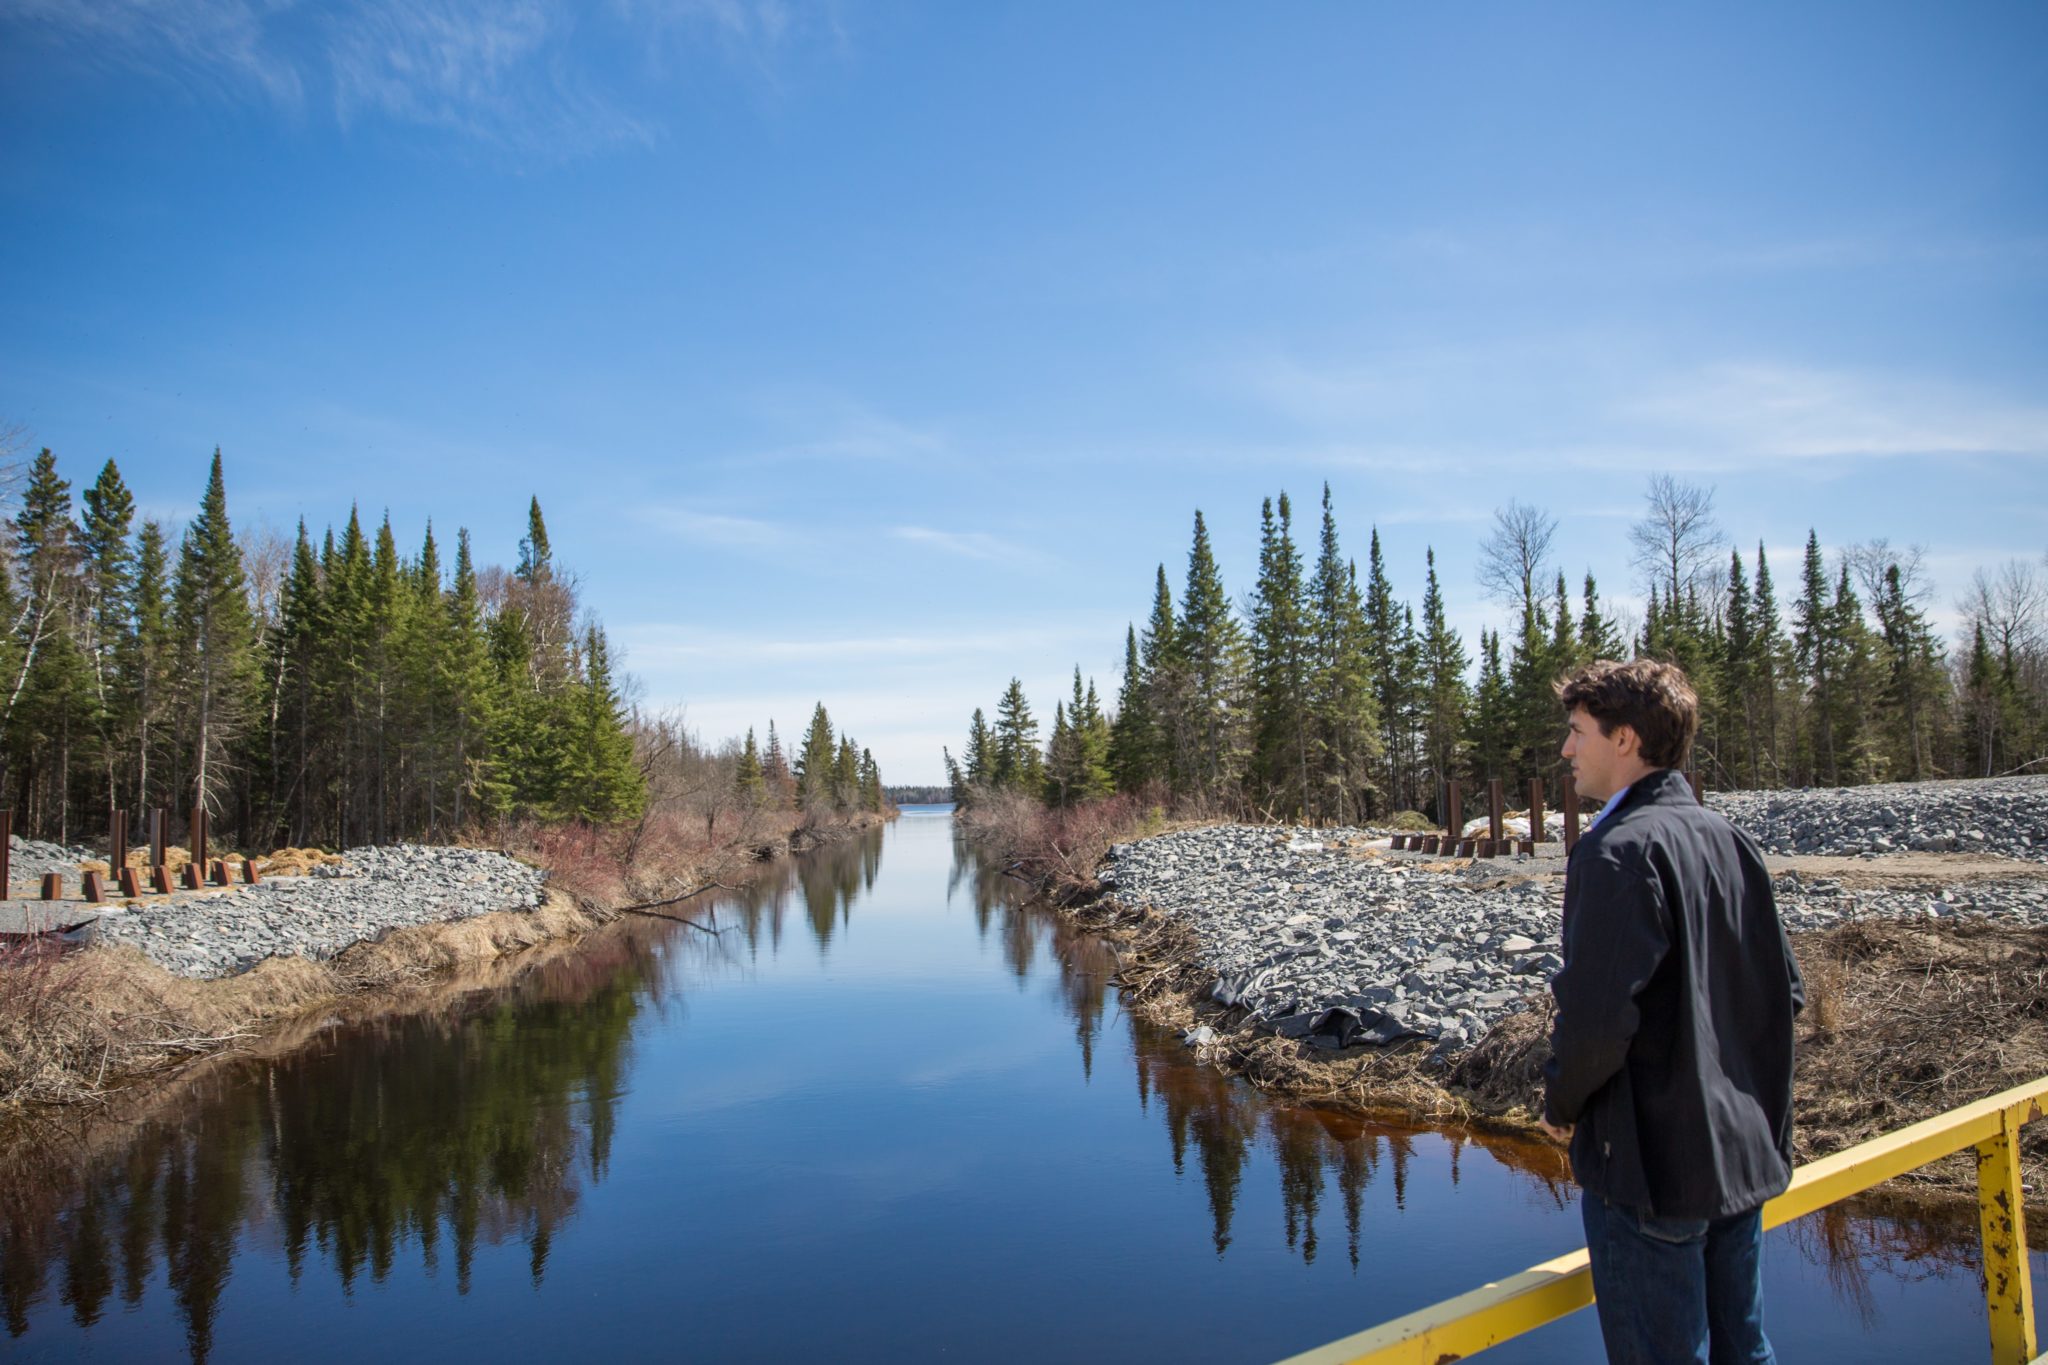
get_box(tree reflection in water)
[0,923,671,1362]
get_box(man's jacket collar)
[1598,768,1692,823]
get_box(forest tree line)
[0,447,885,850]
[948,476,2047,821]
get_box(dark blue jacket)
[1542,768,1804,1220]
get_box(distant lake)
[0,815,2023,1362]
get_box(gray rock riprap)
[1707,775,2048,862]
[87,844,548,979]
[1105,812,2048,1058]
[9,836,93,884]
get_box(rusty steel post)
[0,810,11,899]
[191,805,207,874]
[151,866,173,894]
[180,863,203,891]
[241,859,261,885]
[209,858,229,886]
[151,808,168,869]
[119,867,143,898]
[41,873,62,901]
[82,871,105,904]
[1563,781,1581,851]
[111,808,128,873]
[1447,781,1464,842]
[1488,778,1505,843]
[1528,778,1546,845]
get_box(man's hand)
[1539,1116,1573,1144]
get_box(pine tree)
[1248,494,1313,816]
[991,679,1042,791]
[793,703,837,810]
[763,720,796,807]
[1577,572,1625,661]
[1751,542,1790,786]
[1107,625,1156,792]
[735,727,767,801]
[80,460,136,814]
[1829,562,1881,782]
[1358,523,1406,816]
[1417,549,1469,821]
[1722,549,1759,787]
[130,521,174,813]
[445,528,504,826]
[171,450,260,816]
[558,626,645,822]
[962,707,995,790]
[1872,563,1947,780]
[1792,531,1838,784]
[1177,511,1246,803]
[1469,629,1512,787]
[1139,565,1187,789]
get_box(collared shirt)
[1586,781,1635,832]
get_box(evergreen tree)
[80,460,136,813]
[1139,565,1187,788]
[130,521,174,813]
[1417,549,1469,820]
[1107,625,1156,792]
[1829,562,1881,782]
[1872,563,1947,779]
[170,450,260,815]
[991,678,1042,791]
[1751,542,1791,786]
[735,727,766,801]
[1792,531,1839,784]
[1358,524,1407,816]
[962,707,995,790]
[763,720,796,807]
[1577,572,1625,661]
[557,626,644,822]
[1468,629,1512,786]
[1247,494,1313,816]
[795,703,837,810]
[1177,511,1246,803]
[858,747,883,812]
[1722,549,1760,787]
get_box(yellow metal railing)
[1275,1075,2048,1365]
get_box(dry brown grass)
[0,889,598,1117]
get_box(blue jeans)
[1579,1190,1775,1365]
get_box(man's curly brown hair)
[1554,658,1698,771]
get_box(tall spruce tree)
[1177,511,1246,803]
[1417,549,1469,821]
[1107,625,1156,792]
[1248,494,1313,816]
[171,450,260,816]
[991,679,1042,791]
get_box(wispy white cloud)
[3,0,841,154]
[889,526,1032,564]
[632,503,790,548]
[724,400,951,466]
[1619,363,2048,464]
[7,0,305,104]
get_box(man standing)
[1540,659,1803,1365]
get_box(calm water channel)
[2,807,2033,1362]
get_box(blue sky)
[3,1,2044,784]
